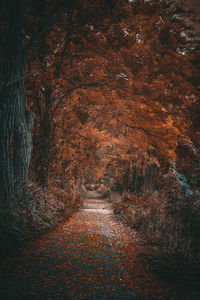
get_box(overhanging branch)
[24,0,76,63]
[125,123,165,140]
[52,81,106,113]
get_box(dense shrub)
[0,183,83,257]
[112,191,200,297]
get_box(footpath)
[0,191,169,299]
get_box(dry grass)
[112,192,200,298]
[0,182,83,257]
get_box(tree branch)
[54,10,74,78]
[23,0,75,63]
[125,123,164,139]
[52,81,106,113]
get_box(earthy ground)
[0,192,170,299]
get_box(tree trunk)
[0,0,33,204]
[0,106,15,205]
[0,0,21,204]
[37,89,53,187]
[132,161,137,194]
[13,99,34,190]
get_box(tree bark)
[0,0,22,204]
[13,103,35,190]
[0,0,34,204]
[0,0,76,205]
[132,161,137,194]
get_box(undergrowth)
[0,182,83,257]
[112,192,200,299]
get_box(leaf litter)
[0,195,171,299]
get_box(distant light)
[124,29,129,37]
[176,47,186,55]
[136,33,142,43]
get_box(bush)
[0,182,83,257]
[112,191,200,297]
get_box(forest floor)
[0,191,173,300]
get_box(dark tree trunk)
[13,94,34,190]
[38,88,52,187]
[0,0,34,204]
[0,0,22,204]
[123,162,130,192]
[132,161,137,194]
[0,0,74,205]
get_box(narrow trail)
[0,192,169,299]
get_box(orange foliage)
[26,0,200,193]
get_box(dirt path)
[0,192,169,299]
